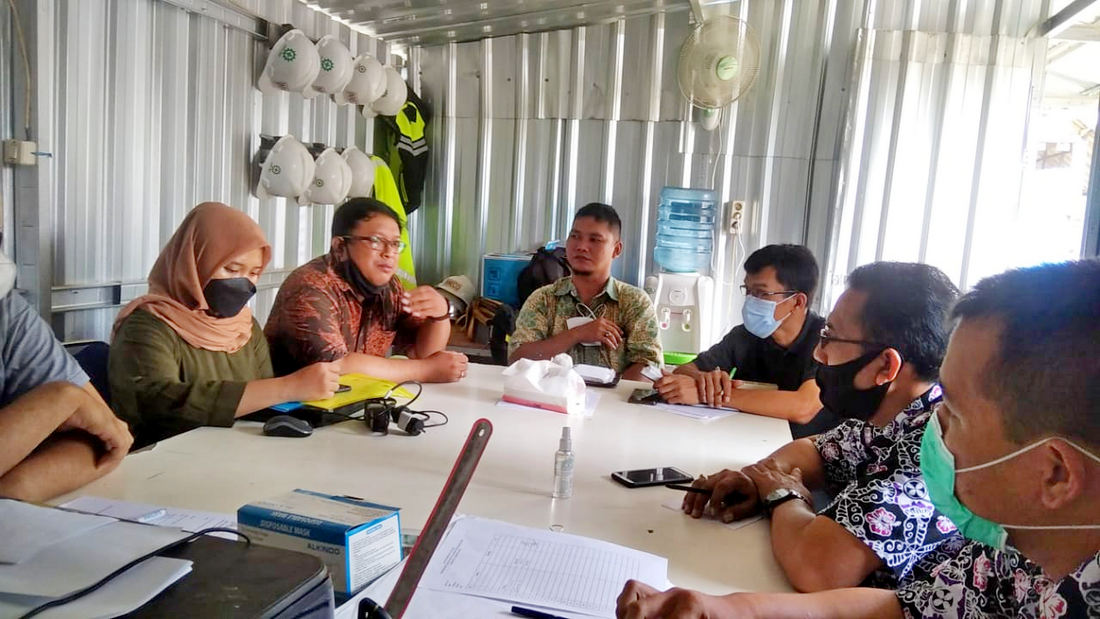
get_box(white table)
[56,363,795,601]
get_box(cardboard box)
[238,489,402,596]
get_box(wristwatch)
[762,488,810,514]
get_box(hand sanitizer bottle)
[553,427,575,499]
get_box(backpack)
[517,246,571,308]
[488,305,517,366]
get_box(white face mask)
[922,412,1100,551]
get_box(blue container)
[480,253,533,307]
[653,187,717,273]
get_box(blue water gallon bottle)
[653,187,717,273]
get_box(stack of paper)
[653,402,739,422]
[344,515,670,619]
[60,496,238,540]
[0,500,193,619]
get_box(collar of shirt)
[322,252,358,299]
[887,384,943,429]
[762,311,819,356]
[552,275,619,304]
[1067,549,1100,588]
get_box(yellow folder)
[300,373,415,411]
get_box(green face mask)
[920,411,1100,551]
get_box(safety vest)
[388,100,429,211]
[370,156,417,291]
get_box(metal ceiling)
[300,0,691,45]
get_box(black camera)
[364,398,426,436]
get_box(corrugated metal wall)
[3,0,1055,344]
[0,1,14,260]
[822,0,1050,308]
[407,0,860,339]
[408,0,1053,339]
[8,0,389,342]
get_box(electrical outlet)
[729,200,747,235]
[2,140,37,166]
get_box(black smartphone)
[611,467,693,488]
[628,388,663,405]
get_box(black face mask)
[203,278,256,318]
[340,258,387,298]
[337,255,398,331]
[815,350,892,422]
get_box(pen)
[135,508,167,523]
[665,483,748,506]
[511,606,573,619]
[729,367,737,379]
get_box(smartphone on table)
[611,466,693,488]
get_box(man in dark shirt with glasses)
[655,244,830,436]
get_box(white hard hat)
[341,146,376,199]
[299,148,353,206]
[302,35,353,98]
[258,29,321,95]
[257,135,315,201]
[334,54,386,107]
[369,66,408,117]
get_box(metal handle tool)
[359,418,493,619]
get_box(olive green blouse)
[109,309,273,446]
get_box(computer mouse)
[262,415,313,438]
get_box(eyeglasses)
[739,285,798,300]
[818,327,887,350]
[343,235,406,253]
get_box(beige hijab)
[113,202,271,352]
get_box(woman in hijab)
[109,202,340,447]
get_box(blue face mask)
[920,410,1100,551]
[741,295,795,339]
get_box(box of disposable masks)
[238,489,402,596]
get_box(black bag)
[517,246,571,308]
[488,305,517,366]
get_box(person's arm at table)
[510,318,622,362]
[0,381,132,501]
[340,351,468,383]
[660,368,822,423]
[743,460,885,592]
[658,327,739,405]
[683,437,825,521]
[507,288,623,363]
[619,292,662,383]
[616,580,903,619]
[402,286,450,359]
[724,378,822,423]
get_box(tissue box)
[501,355,587,414]
[238,489,402,596]
[502,385,585,414]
